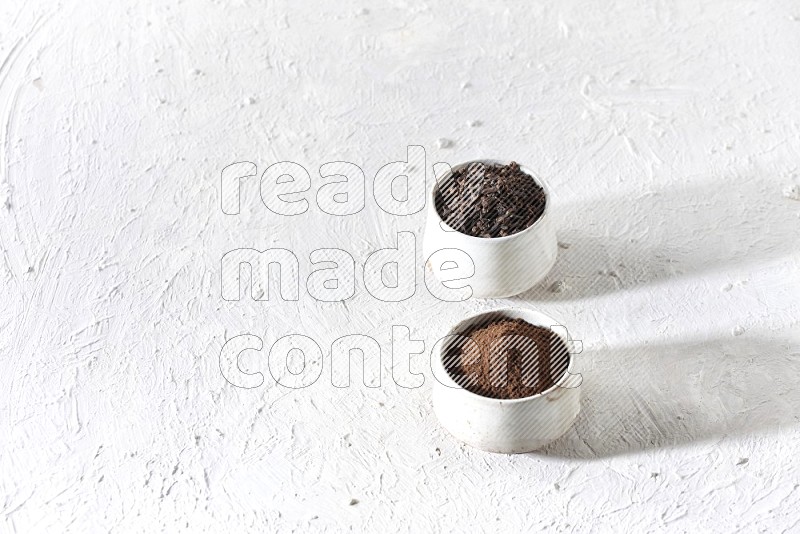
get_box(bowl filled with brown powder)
[423,159,558,298]
[432,308,581,453]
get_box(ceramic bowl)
[431,308,581,453]
[422,159,558,299]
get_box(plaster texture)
[1,0,799,531]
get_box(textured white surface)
[2,0,800,532]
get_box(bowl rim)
[429,158,553,242]
[433,307,577,403]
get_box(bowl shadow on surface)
[536,335,800,459]
[513,178,799,302]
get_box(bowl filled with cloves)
[423,159,558,299]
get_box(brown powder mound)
[443,318,569,399]
[434,161,547,238]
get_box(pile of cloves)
[434,161,547,238]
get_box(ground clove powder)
[443,318,569,399]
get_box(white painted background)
[1,0,799,531]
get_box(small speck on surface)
[558,242,571,249]
[549,280,567,293]
[437,138,454,149]
[782,184,800,200]
[733,325,745,336]
[349,498,359,506]
[737,458,749,466]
